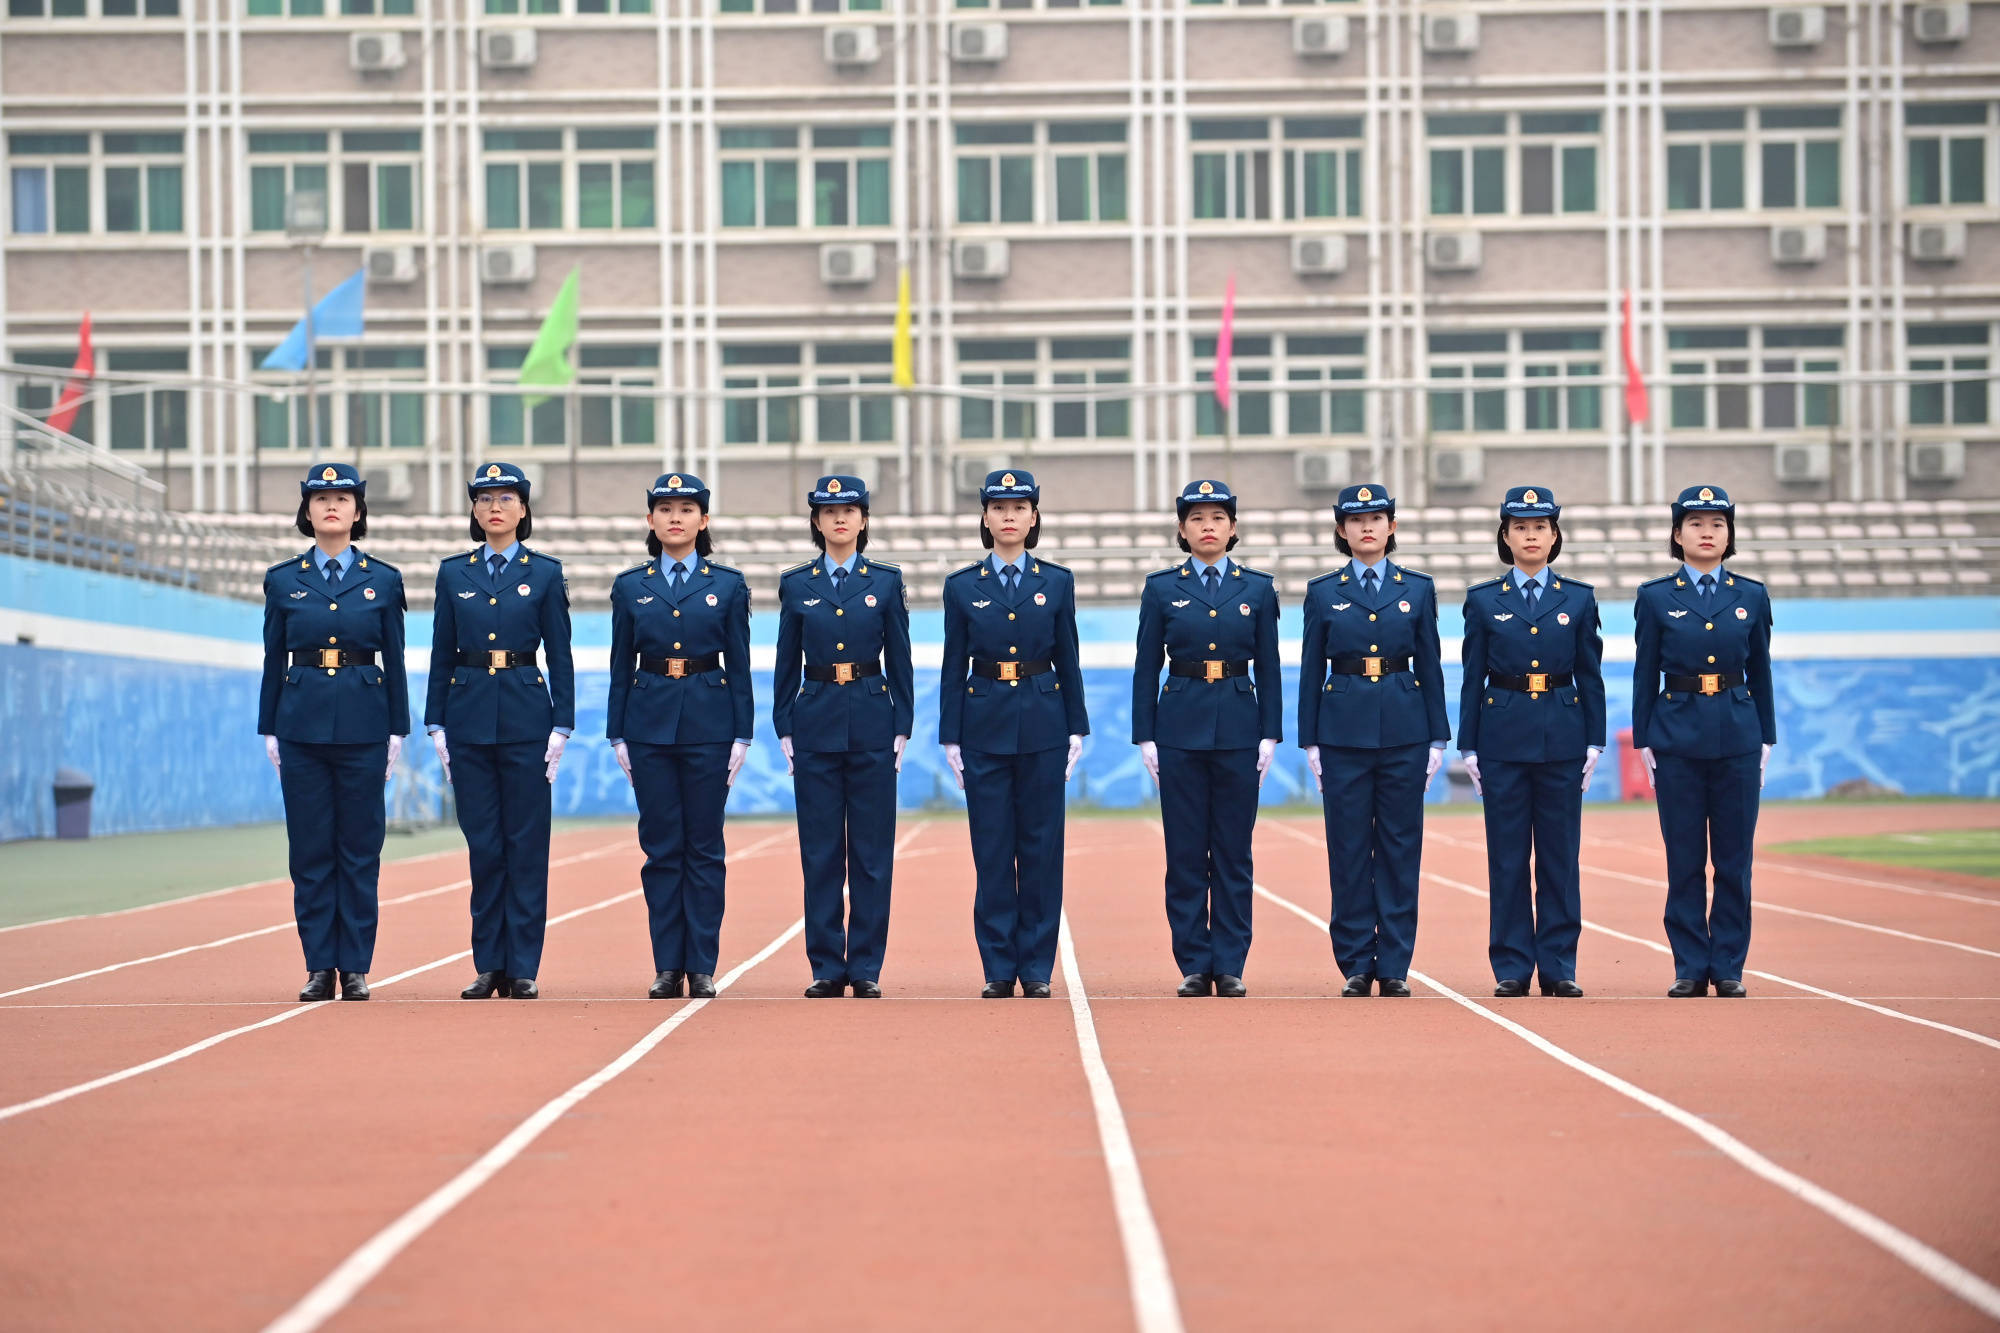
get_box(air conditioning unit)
[1910,220,1967,262]
[364,245,419,284]
[481,28,537,70]
[1423,12,1480,53]
[952,21,1008,63]
[1429,447,1485,488]
[1769,6,1825,46]
[1770,223,1826,265]
[1291,233,1350,276]
[1293,450,1350,490]
[377,462,416,502]
[1911,1,1969,42]
[480,243,535,285]
[1908,439,1965,482]
[954,238,1010,280]
[1426,230,1482,272]
[1774,441,1831,482]
[349,31,407,72]
[1293,13,1350,56]
[819,242,877,286]
[825,24,880,67]
[953,455,1010,495]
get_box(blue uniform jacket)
[424,547,576,745]
[1130,558,1283,749]
[258,550,410,743]
[771,558,915,753]
[1457,573,1607,763]
[1631,567,1776,759]
[1297,560,1450,751]
[606,557,755,746]
[938,557,1090,754]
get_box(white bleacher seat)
[1917,570,1954,587]
[1766,570,1804,589]
[1803,570,1841,589]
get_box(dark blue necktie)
[1361,568,1378,598]
[670,560,687,588]
[1526,578,1540,612]
[1698,572,1715,602]
[325,560,343,588]
[832,566,847,595]
[1203,566,1219,597]
[1002,566,1017,595]
[488,553,506,582]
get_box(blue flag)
[260,269,366,372]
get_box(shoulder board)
[450,549,482,566]
[269,553,307,572]
[358,554,399,574]
[1146,565,1181,580]
[1396,566,1434,581]
[1306,569,1344,586]
[1032,559,1072,575]
[1727,572,1765,587]
[948,562,985,580]
[1639,572,1678,588]
[1553,574,1593,589]
[1233,563,1272,580]
[1467,577,1502,592]
[780,559,815,577]
[615,561,650,579]
[520,546,560,565]
[705,562,742,577]
[864,559,902,573]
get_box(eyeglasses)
[473,494,522,509]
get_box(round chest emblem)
[1556,611,1569,625]
[1033,591,1047,606]
[363,587,376,601]
[864,593,877,607]
[1397,599,1411,613]
[1736,606,1749,620]
[706,592,719,606]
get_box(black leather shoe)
[338,971,370,1001]
[687,973,718,999]
[299,970,336,1002]
[1667,978,1707,998]
[510,977,539,999]
[850,979,882,999]
[1377,978,1412,998]
[1713,978,1747,998]
[1213,975,1247,998]
[1341,975,1374,998]
[648,970,685,999]
[460,971,508,1000]
[981,980,1015,999]
[1541,979,1585,998]
[1176,973,1213,998]
[804,978,844,998]
[1021,981,1052,998]
[1494,978,1530,998]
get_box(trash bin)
[1616,728,1654,801]
[52,767,94,840]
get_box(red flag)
[47,312,94,437]
[1620,290,1649,425]
[1214,275,1236,412]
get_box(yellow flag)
[892,264,914,390]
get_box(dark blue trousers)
[794,747,898,984]
[963,745,1067,986]
[1319,742,1428,981]
[631,741,731,975]
[452,740,551,980]
[1158,745,1258,978]
[1654,750,1761,982]
[278,739,387,973]
[1481,757,1583,984]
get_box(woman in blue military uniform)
[259,463,409,1002]
[1130,479,1282,998]
[424,462,575,1000]
[1457,485,1606,998]
[1297,483,1449,997]
[607,474,754,1001]
[1632,484,1776,998]
[772,476,914,999]
[938,469,1089,999]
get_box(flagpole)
[303,243,320,465]
[566,342,580,520]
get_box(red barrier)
[1618,727,1655,800]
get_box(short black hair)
[295,496,369,539]
[978,502,1041,550]
[1669,512,1737,562]
[467,497,531,544]
[808,506,871,555]
[1333,516,1396,558]
[1496,517,1564,565]
[648,529,714,560]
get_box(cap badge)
[1000,472,1017,488]
[1699,486,1715,502]
[1523,489,1538,504]
[1357,486,1372,501]
[485,464,501,479]
[321,466,338,482]
[1198,481,1214,495]
[827,478,842,492]
[668,475,683,489]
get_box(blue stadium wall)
[3,552,1997,841]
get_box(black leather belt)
[1665,670,1744,695]
[1489,670,1574,693]
[971,657,1052,682]
[805,660,882,684]
[292,649,377,668]
[1327,656,1410,679]
[457,650,537,669]
[1169,658,1251,682]
[639,652,721,678]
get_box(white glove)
[1462,752,1483,797]
[1423,746,1444,792]
[1639,746,1657,780]
[385,735,403,782]
[943,743,965,790]
[1305,745,1323,794]
[263,734,281,774]
[1579,746,1602,793]
[1256,738,1276,787]
[726,740,749,786]
[1138,740,1160,785]
[779,735,796,776]
[613,740,632,785]
[544,731,567,784]
[1065,734,1085,781]
[893,734,908,773]
[431,730,452,785]
[1760,742,1772,790]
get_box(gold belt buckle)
[667,657,688,679]
[1204,660,1225,683]
[833,661,857,684]
[996,660,1021,682]
[488,650,509,669]
[318,649,342,668]
[1699,672,1723,695]
[1363,656,1384,680]
[1526,672,1548,694]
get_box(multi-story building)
[2,0,1995,519]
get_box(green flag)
[519,266,580,408]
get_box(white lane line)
[1759,858,2000,910]
[261,913,807,1333]
[1253,881,2000,1324]
[0,828,795,1125]
[1056,910,1186,1333]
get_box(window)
[719,126,889,229]
[814,344,894,445]
[1665,109,1747,211]
[1194,335,1273,439]
[1429,113,1598,217]
[101,134,184,232]
[488,347,567,446]
[1192,120,1272,222]
[486,0,650,12]
[1667,327,1841,431]
[1909,324,1991,428]
[953,0,1120,9]
[1282,117,1363,221]
[1428,332,1508,432]
[955,338,1128,443]
[1760,327,1841,430]
[104,350,188,452]
[8,132,181,236]
[250,131,418,234]
[722,345,803,445]
[254,349,333,451]
[1668,329,1751,430]
[957,124,1036,225]
[719,128,799,228]
[7,0,177,15]
[720,0,881,13]
[14,351,96,443]
[255,349,425,450]
[1052,337,1129,440]
[1521,331,1601,432]
[1284,334,1367,438]
[1757,107,1841,209]
[9,134,92,235]
[1428,114,1505,216]
[580,346,658,447]
[1051,122,1126,223]
[809,127,891,227]
[959,339,1038,444]
[481,129,654,231]
[248,0,413,14]
[576,130,656,229]
[484,130,565,231]
[1908,103,1991,207]
[955,122,1127,225]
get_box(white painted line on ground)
[1057,910,1187,1333]
[261,912,807,1333]
[1253,881,2000,1324]
[1759,858,2000,910]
